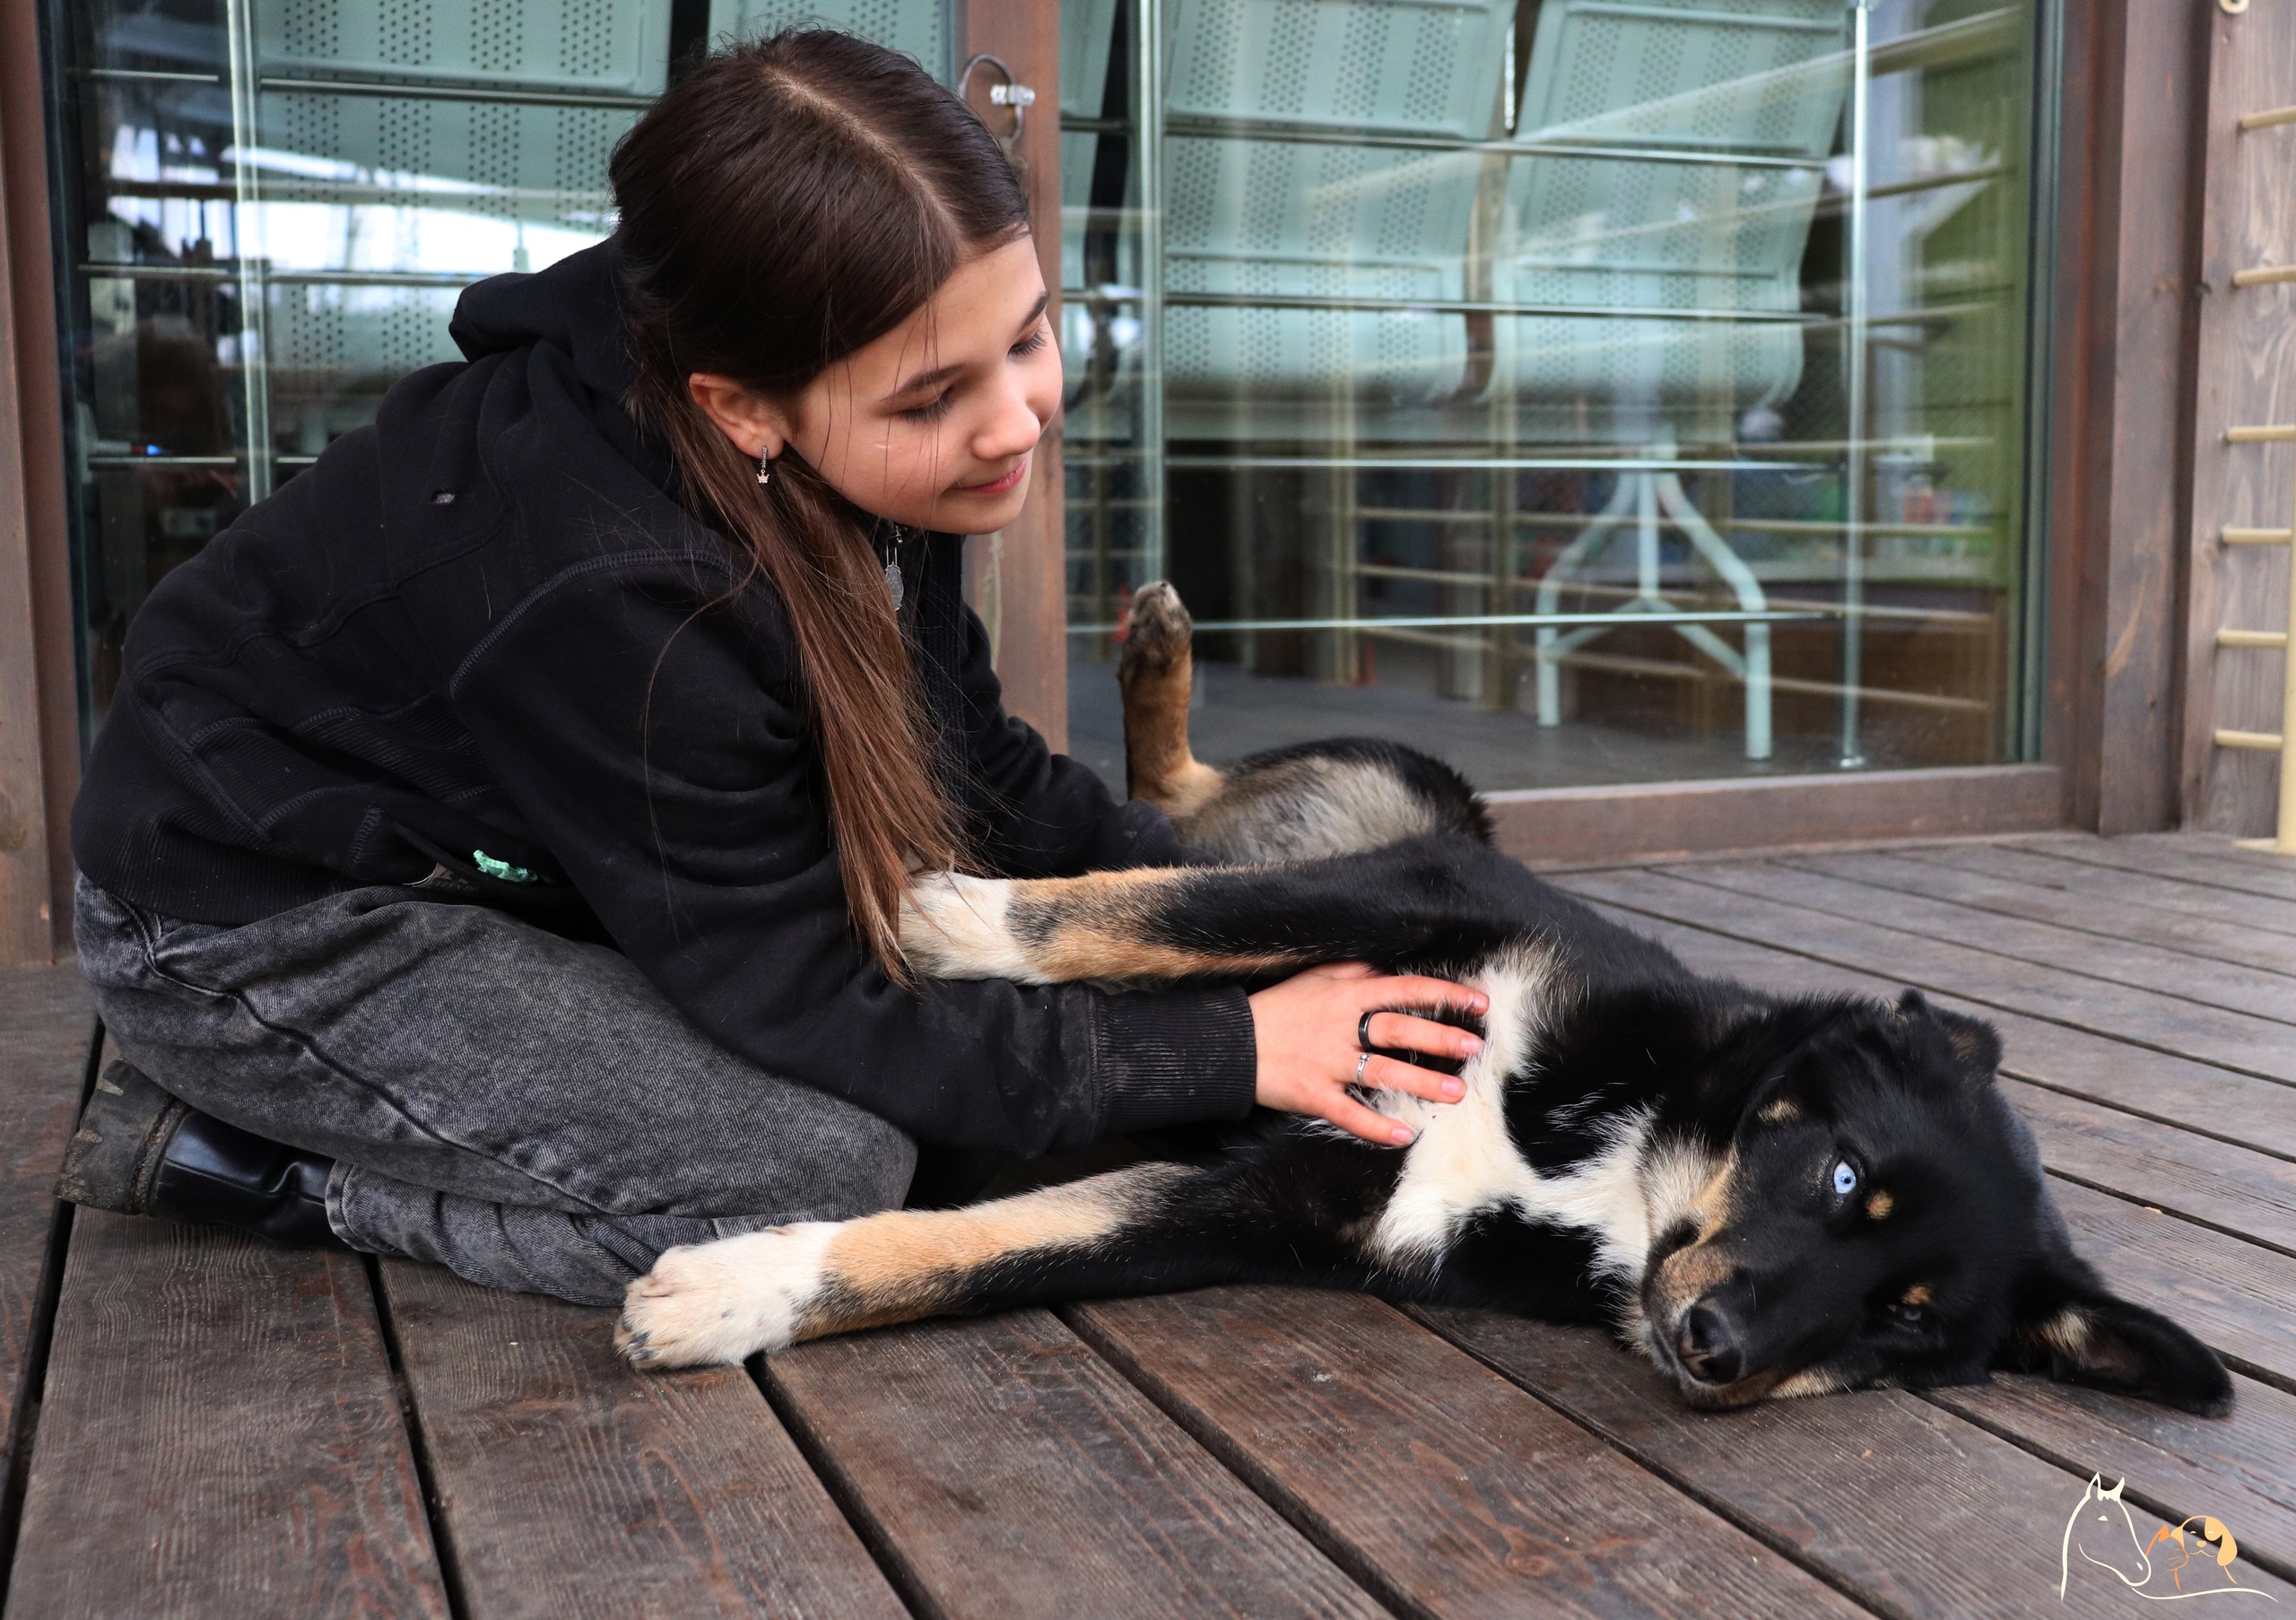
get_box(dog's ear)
[1997,1247,2232,1416]
[1892,989,2003,1085]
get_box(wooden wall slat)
[9,1220,448,1620]
[378,1259,902,1620]
[762,1310,1384,1620]
[1067,1286,1869,1620]
[1420,1311,2295,1616]
[2180,0,2296,836]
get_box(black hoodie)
[71,242,1257,1156]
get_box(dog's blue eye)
[1831,1160,1858,1198]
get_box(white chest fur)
[1365,946,1714,1285]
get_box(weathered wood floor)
[4,831,2294,1618]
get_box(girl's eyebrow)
[888,292,1050,398]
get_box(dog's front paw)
[1120,580,1194,684]
[898,871,1038,980]
[616,1223,839,1369]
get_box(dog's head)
[1637,989,2230,1415]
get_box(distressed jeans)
[74,876,917,1305]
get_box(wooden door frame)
[0,0,76,965]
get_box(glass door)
[1058,0,2048,797]
[49,0,955,733]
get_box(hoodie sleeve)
[445,560,1256,1156]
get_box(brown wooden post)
[2179,0,2296,839]
[963,0,1069,751]
[2046,0,2212,836]
[0,0,78,964]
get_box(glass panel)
[53,0,951,730]
[1060,0,2046,796]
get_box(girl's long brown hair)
[609,31,1031,983]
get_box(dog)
[615,583,2231,1416]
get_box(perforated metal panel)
[257,0,670,94]
[707,0,949,81]
[1497,0,1849,419]
[1161,0,1510,405]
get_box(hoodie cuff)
[1093,986,1258,1137]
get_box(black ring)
[1358,1009,1380,1052]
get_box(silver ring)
[1355,1050,1371,1085]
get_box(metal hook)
[960,52,1036,140]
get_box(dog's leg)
[615,1154,1378,1368]
[1118,582,1225,819]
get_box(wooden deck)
[4,832,2295,1617]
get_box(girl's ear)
[686,372,788,460]
[1996,1248,2232,1416]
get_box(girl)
[59,31,1485,1306]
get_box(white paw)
[616,1223,838,1369]
[898,872,1038,980]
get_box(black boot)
[57,1061,345,1249]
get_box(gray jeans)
[74,877,917,1305]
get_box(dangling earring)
[756,446,774,487]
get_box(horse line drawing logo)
[2061,1476,2275,1604]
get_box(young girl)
[59,31,1485,1306]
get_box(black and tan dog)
[616,584,2231,1415]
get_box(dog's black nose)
[1676,1302,1743,1386]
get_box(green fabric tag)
[472,849,539,884]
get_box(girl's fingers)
[1324,1092,1416,1147]
[1361,1011,1483,1063]
[1374,974,1490,1018]
[1361,1053,1467,1106]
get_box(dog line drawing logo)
[2061,1476,2274,1603]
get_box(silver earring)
[756,446,773,486]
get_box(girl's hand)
[1247,962,1489,1146]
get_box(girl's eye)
[898,391,954,422]
[1830,1159,1858,1199]
[1010,323,1049,358]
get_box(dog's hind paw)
[615,1223,839,1370]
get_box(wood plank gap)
[746,1357,932,1620]
[1895,843,2296,945]
[2004,1070,2296,1167]
[1052,1304,1419,1620]
[0,1012,100,1612]
[1910,1387,2296,1588]
[1780,851,2296,984]
[2007,838,2296,904]
[1573,874,2296,1095]
[2043,1166,2296,1263]
[363,1252,474,1620]
[1399,1306,1919,1619]
[1683,861,2296,1030]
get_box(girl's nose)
[974,373,1049,464]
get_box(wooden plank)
[1419,1311,2296,1616]
[762,1310,1382,1620]
[1792,849,2296,980]
[1909,841,2296,942]
[1561,866,2296,1084]
[2015,834,2296,906]
[1578,893,2296,1164]
[0,965,86,1526]
[1703,858,2296,1027]
[378,1259,900,1620]
[1067,1286,1867,1620]
[2004,1078,2296,1256]
[2048,1178,2296,1386]
[9,1217,448,1620]
[1932,1371,2296,1578]
[1487,764,2061,868]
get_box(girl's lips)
[954,458,1028,496]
